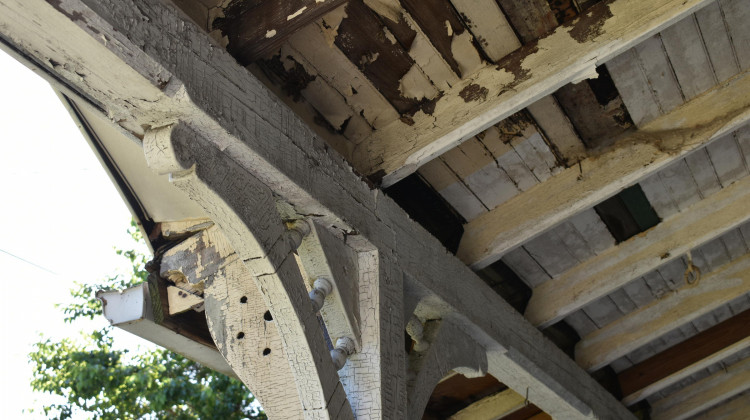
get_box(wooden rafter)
[523,174,750,328]
[458,70,750,271]
[576,253,750,372]
[650,356,750,420]
[618,308,750,405]
[353,0,714,186]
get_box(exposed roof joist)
[354,0,715,187]
[524,173,750,328]
[0,0,634,418]
[458,70,750,270]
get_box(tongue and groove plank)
[575,253,750,373]
[214,0,348,64]
[355,0,716,186]
[523,174,750,329]
[618,308,750,405]
[457,69,750,270]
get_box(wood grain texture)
[576,253,750,372]
[618,309,750,405]
[458,70,750,270]
[353,0,715,186]
[1,1,635,417]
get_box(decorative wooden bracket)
[144,122,353,419]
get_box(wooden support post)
[618,308,750,405]
[0,1,634,418]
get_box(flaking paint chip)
[265,29,277,38]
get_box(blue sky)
[0,48,154,418]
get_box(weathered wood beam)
[214,0,348,64]
[450,388,525,420]
[690,392,749,420]
[354,0,715,187]
[0,1,633,418]
[576,253,750,372]
[618,308,750,405]
[458,71,750,270]
[650,356,750,420]
[524,174,750,328]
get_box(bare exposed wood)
[0,1,635,417]
[691,392,750,420]
[354,0,715,186]
[651,356,750,420]
[449,388,525,420]
[214,0,348,64]
[458,71,750,270]
[618,308,750,405]
[576,253,750,372]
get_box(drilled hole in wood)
[237,332,245,339]
[263,348,271,356]
[263,310,273,321]
[240,296,247,303]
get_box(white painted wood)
[635,35,685,115]
[354,0,717,186]
[297,221,362,349]
[457,73,750,269]
[696,1,741,83]
[0,2,635,417]
[706,132,749,186]
[525,174,750,328]
[166,285,204,315]
[407,320,487,419]
[98,283,237,379]
[449,0,519,62]
[720,0,750,71]
[660,14,716,99]
[526,95,586,164]
[691,391,750,420]
[623,337,750,405]
[418,158,487,221]
[639,173,680,219]
[657,159,702,211]
[651,356,750,420]
[576,253,750,371]
[685,148,722,198]
[606,48,661,127]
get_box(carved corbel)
[144,122,353,419]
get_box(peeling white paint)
[287,6,307,21]
[445,20,453,37]
[265,29,276,38]
[399,64,438,100]
[451,31,483,77]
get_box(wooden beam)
[650,357,750,420]
[214,0,347,64]
[354,0,714,186]
[618,308,750,405]
[0,1,633,418]
[458,70,750,270]
[523,173,750,328]
[576,253,750,371]
[690,392,750,420]
[450,388,525,420]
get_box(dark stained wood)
[335,0,420,114]
[401,0,474,77]
[497,403,544,420]
[554,77,632,149]
[618,308,750,401]
[495,0,557,44]
[214,0,348,64]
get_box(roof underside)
[62,0,750,417]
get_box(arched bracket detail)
[144,122,352,419]
[406,319,488,419]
